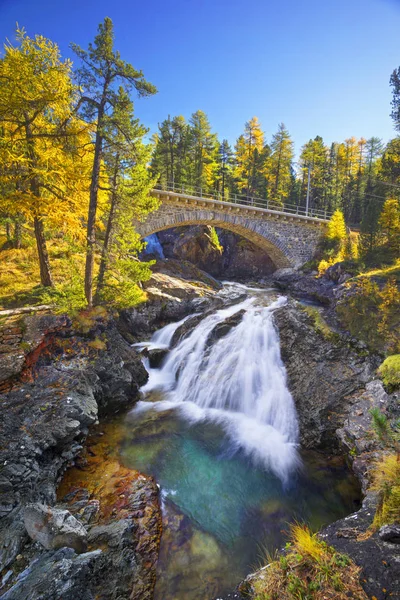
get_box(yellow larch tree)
[0,28,91,287]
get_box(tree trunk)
[5,222,11,242]
[94,156,119,303]
[14,218,22,249]
[34,216,53,287]
[85,102,105,307]
[25,119,53,287]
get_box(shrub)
[378,355,400,390]
[208,226,223,252]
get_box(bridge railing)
[153,181,332,221]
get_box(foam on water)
[134,293,300,482]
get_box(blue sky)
[1,0,400,154]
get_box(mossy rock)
[378,354,400,391]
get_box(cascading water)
[123,285,361,599]
[137,295,300,481]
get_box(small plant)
[208,226,223,252]
[88,337,107,351]
[369,408,392,445]
[252,523,367,599]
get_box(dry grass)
[251,524,368,600]
[370,453,400,528]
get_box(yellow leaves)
[327,210,347,241]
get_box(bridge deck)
[151,184,331,224]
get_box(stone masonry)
[135,190,327,269]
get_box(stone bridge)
[136,189,328,269]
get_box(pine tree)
[299,136,328,211]
[188,110,218,192]
[72,17,157,306]
[234,117,267,199]
[151,115,190,188]
[265,123,294,206]
[95,88,158,302]
[215,139,234,198]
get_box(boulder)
[23,503,88,553]
[147,348,169,368]
[379,524,400,544]
[206,310,245,346]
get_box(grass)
[0,232,149,314]
[251,523,367,600]
[378,354,400,390]
[301,305,339,342]
[0,234,88,310]
[370,453,400,528]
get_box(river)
[119,284,361,600]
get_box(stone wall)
[136,196,326,268]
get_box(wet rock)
[206,310,245,346]
[273,299,376,450]
[147,348,169,368]
[379,524,400,544]
[170,313,206,347]
[92,326,148,416]
[23,503,88,553]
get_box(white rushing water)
[134,292,300,482]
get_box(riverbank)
[0,262,222,598]
[0,266,398,599]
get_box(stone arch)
[136,209,295,269]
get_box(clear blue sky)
[1,0,400,154]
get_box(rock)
[158,226,276,279]
[0,509,28,571]
[273,269,334,304]
[324,261,353,284]
[1,547,102,600]
[170,313,206,347]
[23,503,88,553]
[206,310,245,346]
[379,524,400,544]
[320,493,400,600]
[273,299,375,450]
[147,348,169,368]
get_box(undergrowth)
[336,277,400,354]
[251,523,367,600]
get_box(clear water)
[120,286,360,600]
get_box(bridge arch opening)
[138,218,292,270]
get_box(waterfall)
[135,295,300,482]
